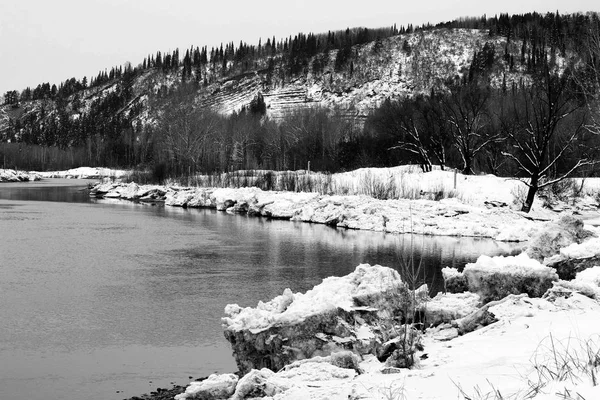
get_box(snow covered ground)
[178,236,600,400]
[31,166,131,179]
[0,169,41,182]
[86,166,600,241]
[13,165,600,399]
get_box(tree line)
[1,11,600,213]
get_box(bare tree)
[442,82,498,174]
[368,96,448,172]
[157,102,220,173]
[500,67,598,213]
[579,14,600,135]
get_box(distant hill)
[1,11,599,176]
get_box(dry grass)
[149,168,460,202]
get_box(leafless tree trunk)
[500,67,598,213]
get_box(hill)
[1,11,599,183]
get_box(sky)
[0,0,597,96]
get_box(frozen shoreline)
[91,181,559,242]
[84,166,600,241]
[0,169,41,182]
[7,166,600,399]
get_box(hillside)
[1,11,599,178]
[0,29,503,129]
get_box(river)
[0,179,522,400]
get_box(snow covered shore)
[32,166,131,179]
[90,182,544,241]
[0,169,41,182]
[173,222,600,400]
[87,167,600,241]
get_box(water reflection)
[0,178,96,202]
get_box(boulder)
[187,189,215,207]
[544,237,600,280]
[441,267,468,293]
[118,182,141,200]
[422,292,481,326]
[462,253,558,303]
[222,264,423,374]
[231,368,284,399]
[90,182,117,196]
[166,189,195,207]
[546,255,600,281]
[526,215,594,261]
[544,266,600,301]
[174,373,238,400]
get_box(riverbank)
[170,219,600,400]
[0,169,41,182]
[88,167,600,241]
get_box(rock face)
[526,215,594,261]
[222,264,424,374]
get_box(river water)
[0,179,522,400]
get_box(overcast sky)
[0,0,597,95]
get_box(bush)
[152,162,167,184]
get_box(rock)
[381,367,404,374]
[454,305,498,335]
[526,215,594,262]
[377,325,422,368]
[329,350,363,374]
[261,200,297,219]
[544,236,600,280]
[463,253,558,302]
[231,368,285,399]
[422,292,481,326]
[441,267,468,293]
[279,359,357,381]
[91,182,117,196]
[174,373,238,400]
[222,264,422,374]
[0,169,39,182]
[432,327,459,341]
[166,189,195,207]
[544,266,600,301]
[119,182,141,200]
[545,255,600,281]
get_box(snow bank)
[179,292,600,400]
[174,373,238,400]
[463,253,558,302]
[558,236,600,259]
[576,266,600,286]
[423,292,481,326]
[90,181,543,240]
[223,264,422,374]
[223,264,406,332]
[33,167,130,179]
[544,234,600,280]
[0,169,41,182]
[527,214,594,261]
